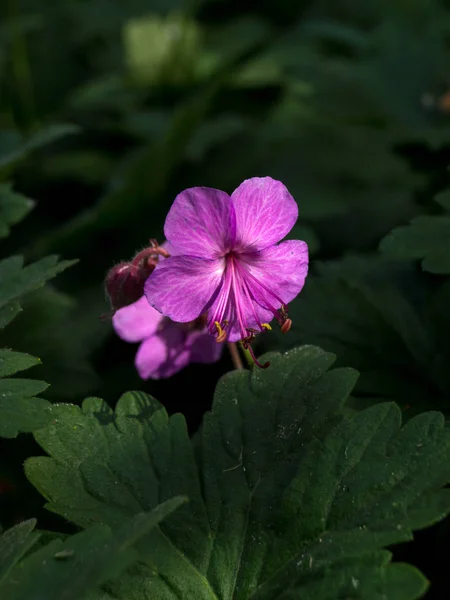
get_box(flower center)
[208,251,292,367]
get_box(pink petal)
[241,240,309,307]
[145,255,224,323]
[164,187,236,258]
[186,330,224,363]
[231,177,298,251]
[112,296,163,342]
[204,258,274,342]
[135,326,190,379]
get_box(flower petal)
[112,296,162,342]
[231,177,298,251]
[241,239,309,307]
[164,187,235,258]
[145,255,224,323]
[186,330,224,363]
[204,260,273,342]
[135,325,190,379]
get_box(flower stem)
[227,342,244,370]
[239,342,255,370]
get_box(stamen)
[261,323,272,331]
[214,321,227,343]
[280,318,292,334]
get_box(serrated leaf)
[0,519,39,584]
[1,286,104,400]
[0,336,52,440]
[0,255,77,310]
[25,347,450,599]
[0,349,41,377]
[0,252,75,437]
[0,498,185,600]
[0,183,34,238]
[0,393,51,437]
[0,329,49,439]
[380,215,450,274]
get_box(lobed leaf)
[380,216,450,274]
[0,498,185,600]
[25,346,450,599]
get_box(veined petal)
[135,326,190,379]
[164,187,236,258]
[113,296,162,342]
[145,255,224,323]
[231,177,298,251]
[240,240,309,307]
[205,255,273,342]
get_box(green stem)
[239,342,254,370]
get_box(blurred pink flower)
[113,296,223,379]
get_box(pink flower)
[113,296,223,379]
[145,177,308,366]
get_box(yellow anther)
[214,321,227,343]
[261,323,272,331]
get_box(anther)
[280,318,292,334]
[214,321,227,343]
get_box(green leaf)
[1,286,105,400]
[25,347,450,599]
[0,302,21,329]
[434,189,450,211]
[0,248,77,438]
[0,498,185,600]
[266,256,439,411]
[0,519,39,585]
[0,349,41,377]
[0,255,77,311]
[0,124,80,170]
[380,215,450,274]
[0,375,51,438]
[0,183,34,238]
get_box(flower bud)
[105,261,151,312]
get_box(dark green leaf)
[0,498,185,600]
[0,349,40,377]
[0,255,77,310]
[0,302,21,329]
[25,347,450,599]
[266,256,440,411]
[0,183,34,238]
[0,519,39,584]
[0,124,80,170]
[380,216,450,274]
[434,189,450,211]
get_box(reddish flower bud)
[104,240,169,314]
